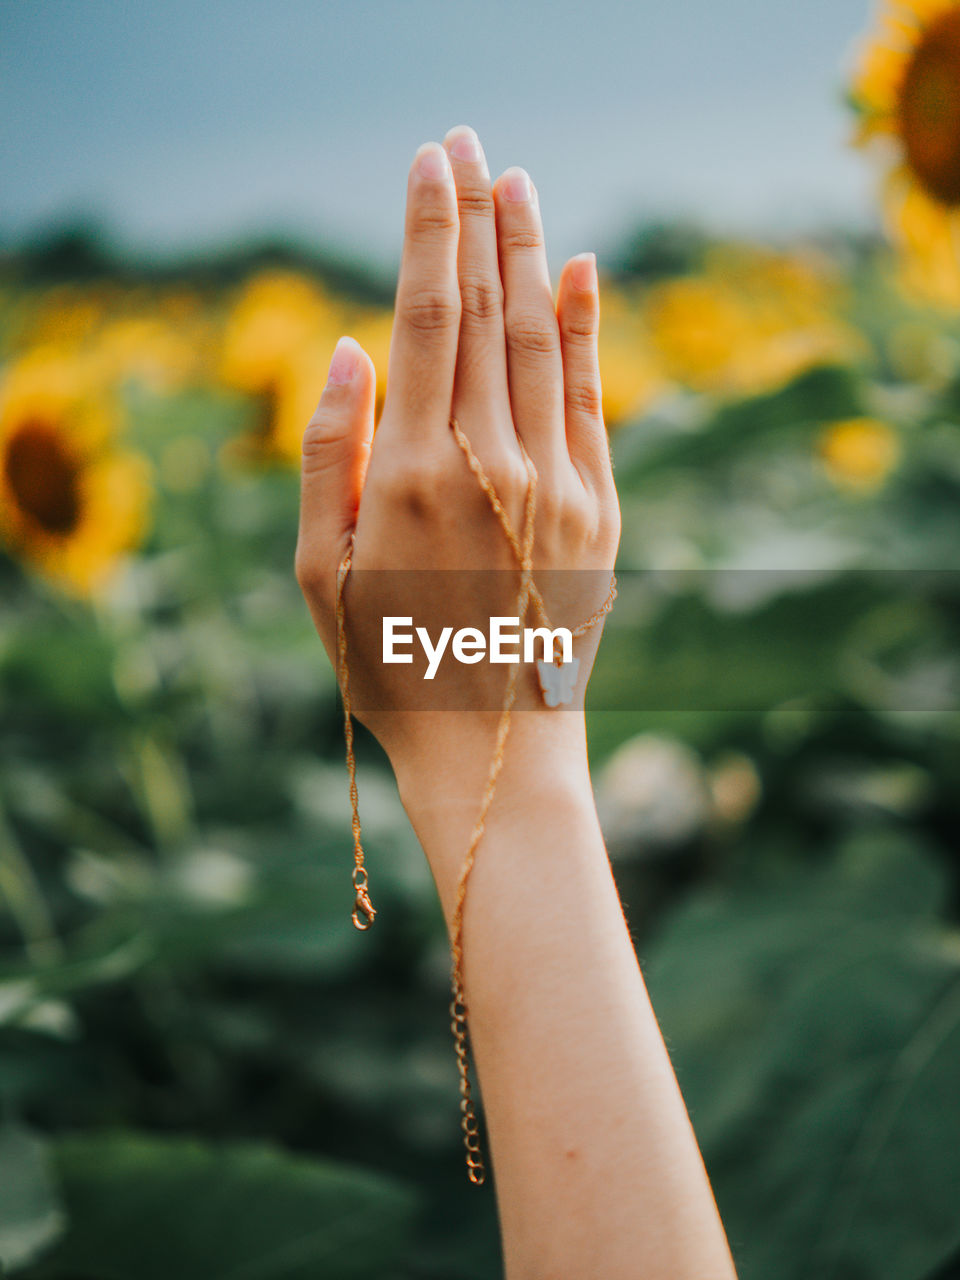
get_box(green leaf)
[0,1124,65,1274]
[614,363,865,484]
[25,1133,420,1280]
[643,834,960,1280]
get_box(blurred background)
[2,1,960,1277]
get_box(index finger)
[380,142,462,438]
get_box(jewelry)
[536,656,580,707]
[334,416,616,1184]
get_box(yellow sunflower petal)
[818,417,900,491]
[851,40,911,117]
[54,451,154,595]
[219,271,345,393]
[897,204,960,303]
[596,284,665,425]
[894,0,956,25]
[343,306,393,425]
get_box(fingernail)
[415,142,450,181]
[501,166,533,202]
[571,253,597,292]
[446,125,483,164]
[328,336,360,385]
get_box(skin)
[295,125,738,1280]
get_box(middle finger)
[442,124,513,450]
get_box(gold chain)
[335,546,377,930]
[334,416,616,1184]
[448,417,617,640]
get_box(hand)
[295,125,620,791]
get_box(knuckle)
[501,226,542,253]
[301,416,347,457]
[539,481,592,539]
[605,500,622,548]
[402,288,461,337]
[300,421,354,478]
[459,274,504,325]
[564,488,594,536]
[562,309,597,341]
[507,311,558,357]
[593,496,621,560]
[486,451,530,500]
[565,380,604,420]
[457,187,495,220]
[533,482,564,528]
[383,451,449,514]
[411,202,459,239]
[294,543,322,592]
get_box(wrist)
[390,707,589,817]
[389,709,599,914]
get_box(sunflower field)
[2,3,960,1278]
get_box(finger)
[295,336,376,612]
[493,166,566,473]
[442,125,511,447]
[556,253,611,487]
[380,142,461,438]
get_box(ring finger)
[494,167,567,476]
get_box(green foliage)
[0,1124,64,1273]
[609,219,711,282]
[644,833,960,1280]
[1,235,959,1277]
[22,1133,419,1280]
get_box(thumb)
[295,335,376,599]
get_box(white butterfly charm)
[536,657,580,707]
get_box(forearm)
[395,712,737,1280]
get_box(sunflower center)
[4,420,82,536]
[899,7,960,205]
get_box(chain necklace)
[335,415,617,1185]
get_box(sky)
[0,0,884,276]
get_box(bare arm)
[295,124,736,1279]
[399,717,737,1279]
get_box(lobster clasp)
[351,885,377,931]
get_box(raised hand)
[295,127,620,765]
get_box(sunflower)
[850,0,960,305]
[644,247,859,397]
[219,271,346,461]
[0,349,152,596]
